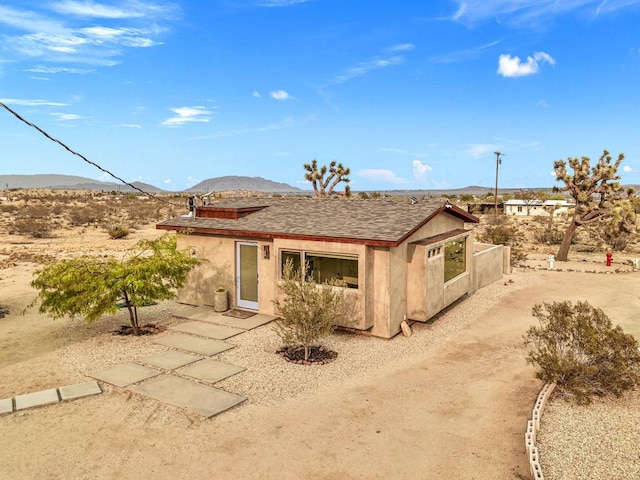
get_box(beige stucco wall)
[171,209,505,339]
[473,242,505,291]
[176,234,236,306]
[406,225,475,324]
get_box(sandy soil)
[1,222,639,479]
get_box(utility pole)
[494,151,504,219]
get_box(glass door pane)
[237,243,258,309]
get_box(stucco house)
[503,199,574,217]
[157,197,508,339]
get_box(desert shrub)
[478,221,528,266]
[107,225,130,239]
[524,300,640,404]
[533,227,565,245]
[273,259,349,362]
[459,193,474,202]
[11,218,54,238]
[479,224,513,245]
[0,204,19,214]
[358,192,370,200]
[0,305,9,318]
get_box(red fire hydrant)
[606,250,613,267]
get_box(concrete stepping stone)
[91,363,162,388]
[129,375,246,418]
[154,333,234,356]
[15,388,59,410]
[170,321,244,340]
[177,305,273,330]
[59,381,102,401]
[0,398,14,415]
[140,350,201,370]
[178,359,245,384]
[200,313,274,331]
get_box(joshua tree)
[303,159,351,198]
[553,150,633,261]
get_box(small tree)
[524,300,640,404]
[597,199,637,251]
[553,150,634,261]
[273,259,349,361]
[477,219,528,266]
[303,159,351,198]
[30,235,201,335]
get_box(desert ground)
[1,192,639,479]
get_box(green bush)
[524,300,640,404]
[11,218,54,238]
[478,222,528,266]
[107,225,130,239]
[272,259,350,361]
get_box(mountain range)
[3,174,604,196]
[0,174,300,193]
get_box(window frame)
[443,237,467,283]
[279,249,359,289]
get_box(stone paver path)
[154,333,235,356]
[139,350,202,370]
[177,306,273,330]
[88,309,274,418]
[169,321,244,340]
[129,375,246,418]
[178,359,245,383]
[91,363,163,388]
[1,381,102,415]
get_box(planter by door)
[214,289,228,312]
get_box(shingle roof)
[157,197,478,246]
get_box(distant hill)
[186,176,302,193]
[0,174,162,193]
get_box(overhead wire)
[0,100,183,207]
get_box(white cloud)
[252,90,262,98]
[412,160,432,181]
[0,97,67,106]
[164,178,172,184]
[51,112,81,121]
[390,43,415,52]
[51,1,177,19]
[498,51,555,77]
[270,90,291,100]
[623,165,633,173]
[431,40,501,64]
[0,2,177,67]
[185,176,201,188]
[359,169,410,184]
[29,65,93,74]
[537,99,549,108]
[380,147,408,154]
[162,106,213,126]
[117,123,141,128]
[329,56,404,86]
[260,0,308,6]
[466,143,498,158]
[450,0,640,27]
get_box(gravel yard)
[538,389,640,480]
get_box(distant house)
[157,197,509,339]
[503,199,574,217]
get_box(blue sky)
[1,0,640,192]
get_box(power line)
[0,100,181,207]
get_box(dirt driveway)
[1,268,637,480]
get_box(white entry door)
[236,242,259,310]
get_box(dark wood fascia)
[156,224,397,247]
